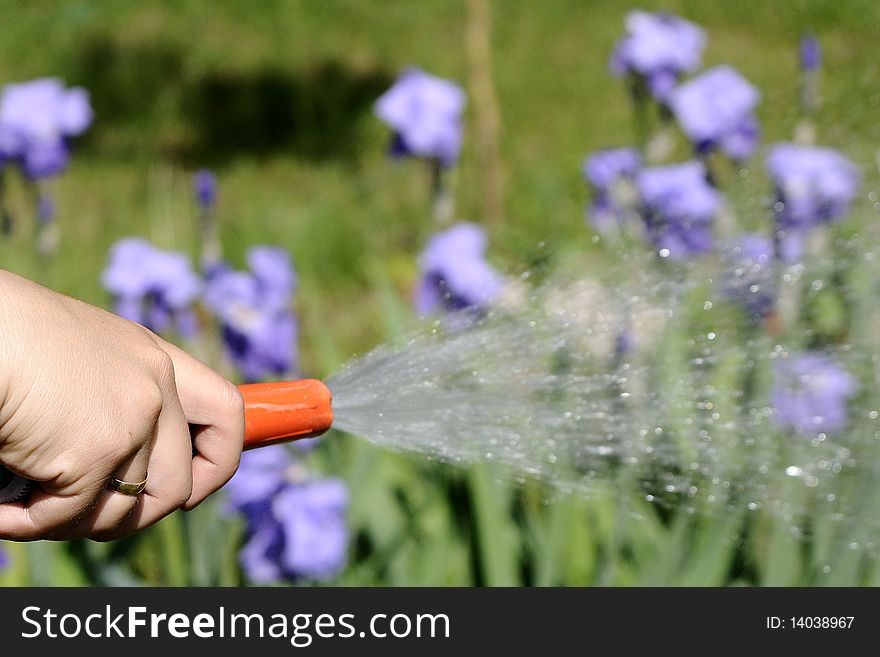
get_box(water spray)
[0,379,334,503]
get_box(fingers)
[67,440,152,539]
[151,337,244,509]
[0,484,102,541]
[98,367,195,540]
[0,435,148,541]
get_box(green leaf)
[468,464,520,586]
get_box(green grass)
[2,0,880,586]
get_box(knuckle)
[146,347,176,384]
[168,477,193,510]
[219,453,242,484]
[223,380,246,422]
[132,381,164,425]
[204,457,239,492]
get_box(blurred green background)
[2,0,880,586]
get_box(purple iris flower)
[720,233,776,320]
[636,161,720,259]
[582,147,641,232]
[801,35,821,72]
[226,446,349,583]
[226,446,290,511]
[0,78,93,179]
[193,170,217,210]
[773,353,857,436]
[102,238,202,337]
[415,222,504,316]
[273,481,349,580]
[203,246,297,382]
[610,11,706,102]
[374,67,466,167]
[765,143,860,262]
[669,66,761,161]
[248,246,296,310]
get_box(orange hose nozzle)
[239,379,333,450]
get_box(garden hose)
[0,378,333,504]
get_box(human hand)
[0,269,244,541]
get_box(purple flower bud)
[637,161,720,259]
[610,11,706,102]
[415,222,504,315]
[102,238,202,337]
[375,67,466,166]
[193,169,217,210]
[583,147,641,232]
[773,353,857,436]
[37,194,55,225]
[800,34,821,72]
[669,66,761,160]
[583,147,642,190]
[646,70,679,102]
